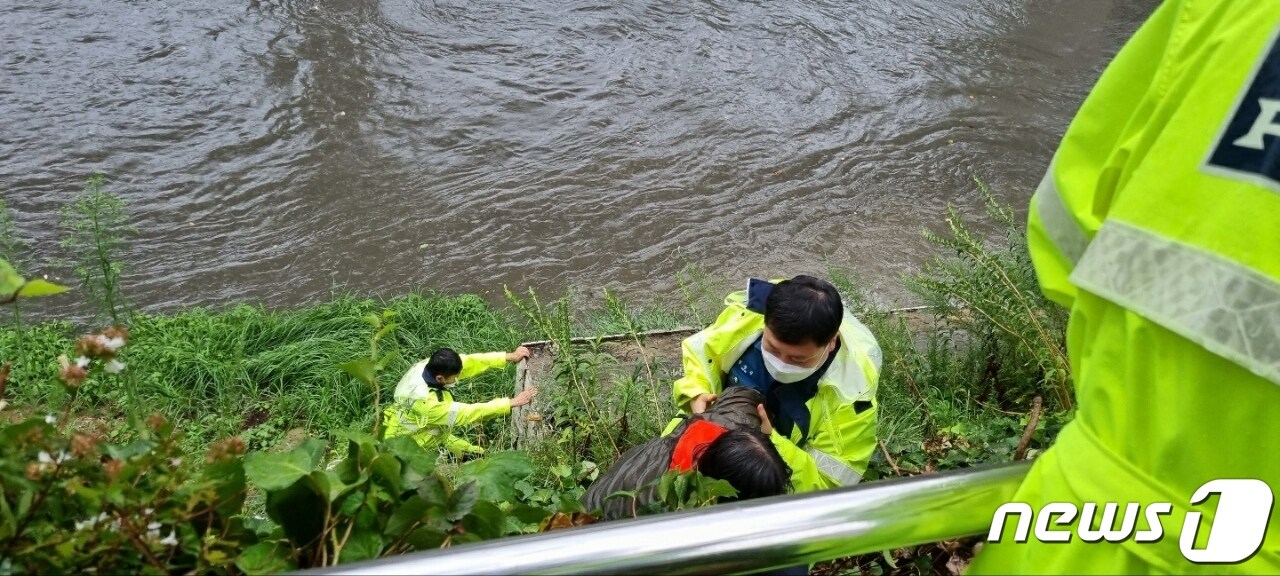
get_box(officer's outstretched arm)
[458,352,510,380]
[673,330,719,413]
[448,397,513,427]
[1028,0,1180,308]
[443,434,485,457]
[769,401,877,492]
[768,430,838,492]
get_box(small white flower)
[104,360,126,374]
[159,531,178,547]
[147,521,162,531]
[102,336,126,353]
[44,414,57,424]
[144,507,155,516]
[37,451,53,464]
[169,458,182,468]
[75,356,90,368]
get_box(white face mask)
[762,348,823,384]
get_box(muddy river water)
[1,0,1155,315]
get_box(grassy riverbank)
[0,178,1072,573]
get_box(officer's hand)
[691,393,717,414]
[756,404,773,435]
[507,346,531,362]
[512,386,538,407]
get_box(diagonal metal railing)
[309,461,1029,575]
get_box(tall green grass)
[0,292,525,451]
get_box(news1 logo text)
[988,479,1275,564]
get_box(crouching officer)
[669,275,882,492]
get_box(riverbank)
[0,184,1073,573]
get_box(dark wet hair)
[425,348,463,378]
[694,428,792,500]
[764,275,843,346]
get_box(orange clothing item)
[669,419,728,472]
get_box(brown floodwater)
[0,0,1155,316]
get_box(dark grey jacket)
[581,387,765,520]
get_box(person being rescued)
[381,346,538,458]
[671,275,881,492]
[582,387,791,520]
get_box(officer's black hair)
[763,275,843,346]
[694,428,792,501]
[425,348,463,378]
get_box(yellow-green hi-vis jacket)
[381,352,511,457]
[669,285,882,493]
[971,1,1280,573]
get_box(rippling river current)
[1,0,1155,315]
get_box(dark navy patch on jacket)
[1207,30,1280,190]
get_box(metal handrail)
[314,461,1030,575]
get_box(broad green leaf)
[338,528,383,564]
[201,459,247,520]
[457,451,534,502]
[338,490,365,516]
[336,430,378,468]
[265,479,326,548]
[299,438,328,469]
[423,502,453,532]
[338,358,377,385]
[447,480,478,522]
[461,500,506,539]
[657,470,676,503]
[308,469,353,504]
[405,527,448,550]
[385,496,429,537]
[370,454,402,494]
[0,492,16,539]
[235,541,297,575]
[244,450,312,491]
[507,503,550,525]
[374,349,401,372]
[417,475,449,507]
[554,493,586,514]
[0,260,22,298]
[334,455,363,485]
[373,322,398,344]
[243,516,279,539]
[16,279,69,298]
[384,435,435,477]
[513,480,536,499]
[450,532,483,546]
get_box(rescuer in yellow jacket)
[382,347,538,457]
[670,275,882,492]
[970,0,1280,572]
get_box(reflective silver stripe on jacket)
[1034,162,1092,265]
[805,447,862,486]
[1070,220,1280,386]
[447,403,460,427]
[398,413,420,433]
